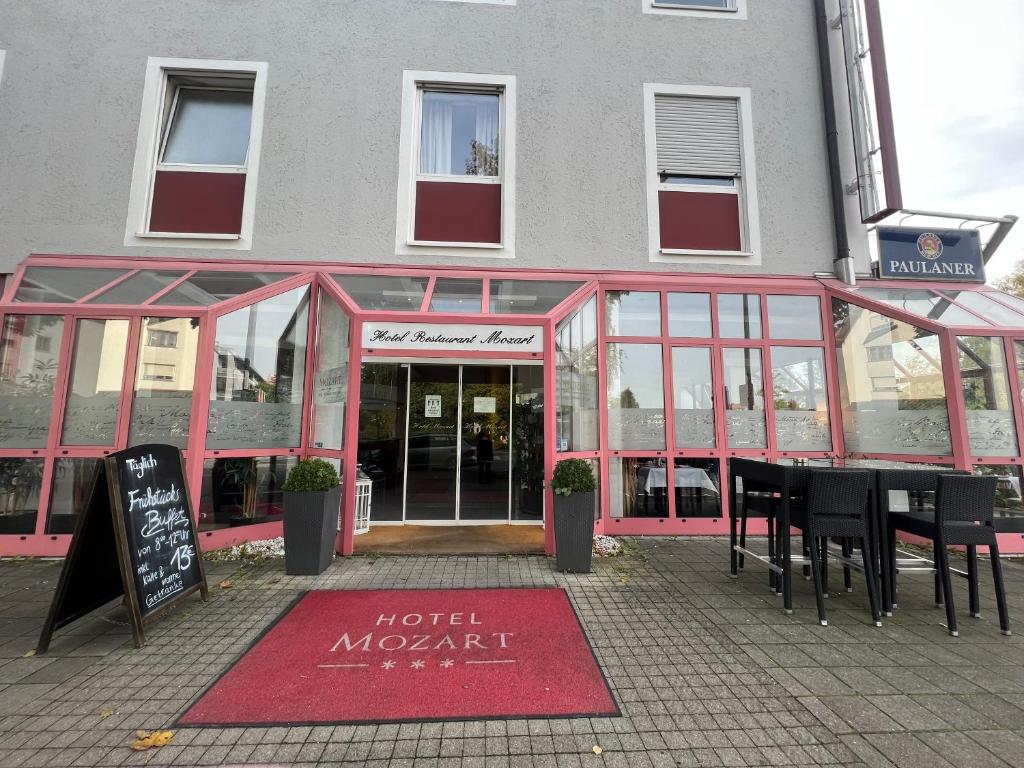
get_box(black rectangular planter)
[283,485,341,576]
[553,491,595,573]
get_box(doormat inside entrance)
[177,588,619,726]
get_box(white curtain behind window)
[420,96,453,175]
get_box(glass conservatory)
[2,254,1023,556]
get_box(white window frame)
[396,70,516,259]
[124,57,268,250]
[0,51,6,89]
[429,0,515,4]
[643,83,761,265]
[644,0,747,19]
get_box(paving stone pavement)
[1,537,1023,767]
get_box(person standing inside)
[476,428,494,484]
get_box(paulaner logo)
[916,232,944,260]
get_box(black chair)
[875,468,968,616]
[792,469,880,627]
[889,474,1010,637]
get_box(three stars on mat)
[380,658,455,670]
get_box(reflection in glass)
[674,458,721,518]
[61,319,129,446]
[129,318,200,448]
[833,300,951,455]
[0,458,44,534]
[555,297,599,452]
[207,286,309,449]
[855,287,987,326]
[198,456,295,531]
[406,365,459,521]
[767,295,822,340]
[718,294,762,339]
[90,271,186,305]
[722,348,766,448]
[771,346,831,451]
[47,458,101,534]
[945,291,1024,326]
[460,366,511,521]
[333,275,429,311]
[156,272,292,306]
[358,363,408,522]
[162,88,253,166]
[958,336,1017,456]
[420,91,500,177]
[672,347,715,448]
[607,344,665,450]
[609,457,667,518]
[0,315,65,447]
[511,366,545,521]
[312,297,350,450]
[605,291,661,336]
[15,267,126,303]
[429,279,483,314]
[974,465,1024,522]
[489,280,582,315]
[667,293,712,337]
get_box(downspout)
[815,0,855,285]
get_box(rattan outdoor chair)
[888,474,1010,637]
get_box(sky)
[879,0,1024,282]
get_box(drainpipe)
[815,0,855,285]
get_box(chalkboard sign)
[38,444,208,652]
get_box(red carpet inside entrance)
[177,589,619,726]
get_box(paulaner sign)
[877,226,985,282]
[362,322,543,352]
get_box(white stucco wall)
[0,0,863,276]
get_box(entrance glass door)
[459,366,512,520]
[406,365,460,521]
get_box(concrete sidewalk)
[1,538,1023,767]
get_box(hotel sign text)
[362,322,543,353]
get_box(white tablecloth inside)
[642,467,719,494]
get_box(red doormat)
[177,588,618,726]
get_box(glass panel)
[673,458,722,518]
[855,287,988,326]
[667,293,712,337]
[89,271,186,305]
[333,275,430,311]
[128,318,200,448]
[358,363,408,522]
[0,458,44,534]
[460,366,511,521]
[609,457,667,518]
[162,88,253,166]
[15,267,126,303]
[771,346,831,451]
[833,299,951,455]
[61,319,129,446]
[207,286,309,449]
[47,457,100,534]
[605,291,661,336]
[945,291,1024,327]
[958,336,1018,456]
[659,0,731,7]
[489,280,582,315]
[672,347,715,448]
[607,343,666,450]
[419,90,500,177]
[989,291,1024,315]
[311,297,350,451]
[511,365,545,521]
[718,294,762,339]
[155,272,292,306]
[722,348,766,448]
[974,465,1024,526]
[0,315,65,447]
[429,278,482,313]
[198,456,295,531]
[406,365,459,521]
[555,297,599,452]
[767,295,822,340]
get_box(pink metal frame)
[4,254,1024,557]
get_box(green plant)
[284,458,340,492]
[551,458,596,497]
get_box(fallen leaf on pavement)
[131,730,173,751]
[99,708,115,719]
[593,745,603,754]
[23,650,35,657]
[219,579,234,589]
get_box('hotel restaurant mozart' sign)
[876,226,985,282]
[362,322,543,353]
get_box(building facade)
[1,1,1022,557]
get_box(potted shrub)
[282,458,341,576]
[551,458,597,573]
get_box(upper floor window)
[645,0,746,18]
[644,84,760,264]
[396,71,517,257]
[124,58,268,251]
